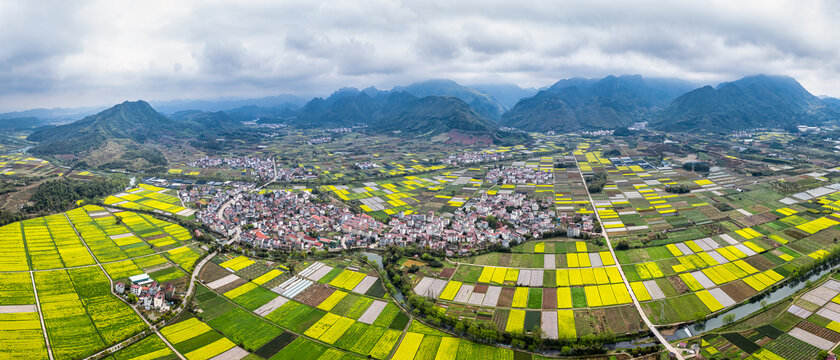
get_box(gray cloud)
[1,0,839,111]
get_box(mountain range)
[27,101,185,169]
[292,88,526,144]
[652,75,840,131]
[15,75,840,169]
[500,75,697,131]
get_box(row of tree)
[25,177,129,213]
[380,245,623,355]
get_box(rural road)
[572,153,684,359]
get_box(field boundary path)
[572,155,684,359]
[64,213,186,360]
[29,270,54,360]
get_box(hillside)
[653,75,840,131]
[500,75,695,132]
[170,110,241,130]
[0,116,43,130]
[27,101,179,169]
[470,83,538,109]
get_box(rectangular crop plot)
[414,277,447,299]
[721,332,760,353]
[482,286,502,307]
[557,310,576,338]
[207,274,241,290]
[505,309,525,332]
[643,280,665,300]
[453,285,474,303]
[254,296,289,317]
[358,300,388,324]
[352,276,377,294]
[544,254,555,269]
[788,327,835,350]
[708,288,736,308]
[788,304,813,318]
[541,311,558,339]
[688,271,716,289]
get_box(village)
[179,173,598,255]
[484,165,554,185]
[115,274,179,313]
[186,156,276,181]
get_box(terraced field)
[103,183,195,216]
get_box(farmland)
[104,183,194,217]
[682,272,840,360]
[0,205,205,360]
[10,128,840,359]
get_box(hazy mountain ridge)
[500,75,696,131]
[653,75,840,131]
[393,79,508,121]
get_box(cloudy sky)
[1,0,839,111]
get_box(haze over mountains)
[14,74,840,167]
[653,75,840,131]
[501,75,697,131]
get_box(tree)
[723,313,735,325]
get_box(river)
[361,251,405,303]
[665,261,840,341]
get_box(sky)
[1,0,839,112]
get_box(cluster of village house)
[173,159,599,253]
[442,151,511,166]
[187,156,276,181]
[484,166,554,185]
[192,188,382,251]
[275,166,318,182]
[381,192,557,253]
[115,274,177,312]
[181,177,600,253]
[182,184,253,238]
[353,162,379,170]
[307,136,332,145]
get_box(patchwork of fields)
[104,183,195,216]
[401,146,840,341]
[0,205,203,360]
[697,274,840,359]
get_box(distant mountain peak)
[653,74,839,131]
[501,74,696,132]
[393,79,507,121]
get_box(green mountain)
[292,90,525,144]
[500,75,694,132]
[170,110,241,130]
[0,116,43,131]
[653,75,840,131]
[27,101,181,169]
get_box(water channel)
[364,250,840,350]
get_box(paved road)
[572,155,684,359]
[65,213,186,360]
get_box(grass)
[571,287,587,308]
[110,333,173,360]
[526,288,542,309]
[452,265,482,283]
[207,307,283,351]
